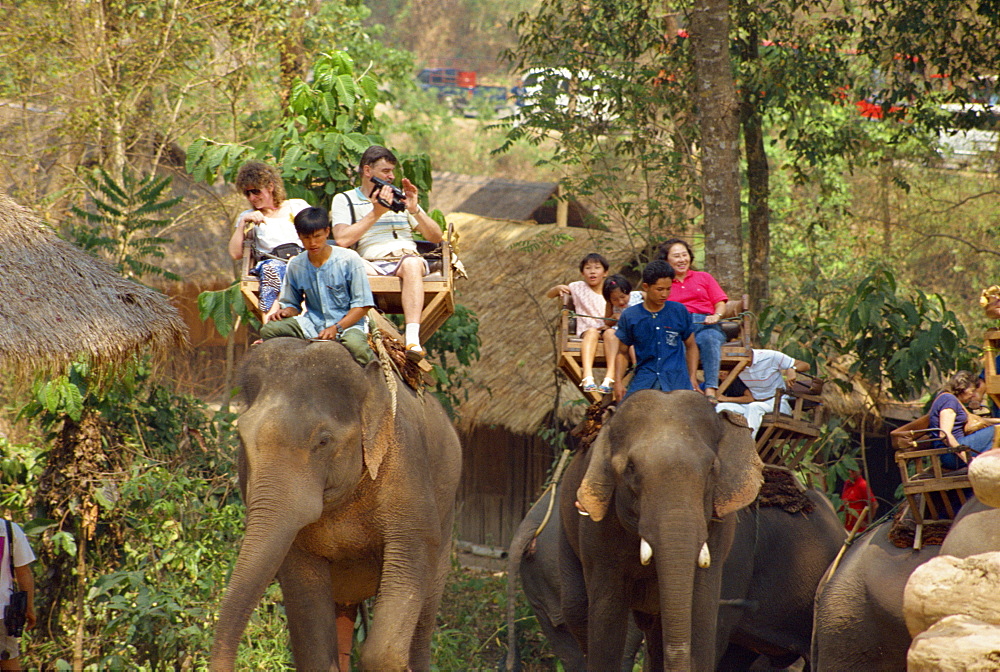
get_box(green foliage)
[198,282,261,339]
[761,267,977,399]
[500,0,700,253]
[187,51,432,208]
[68,168,182,282]
[425,305,483,417]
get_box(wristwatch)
[335,324,344,338]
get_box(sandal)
[598,378,614,395]
[581,376,598,393]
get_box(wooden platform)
[240,223,457,347]
[890,414,973,548]
[755,375,825,471]
[555,293,756,403]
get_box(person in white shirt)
[0,519,35,670]
[715,348,810,433]
[331,146,444,361]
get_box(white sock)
[601,377,614,387]
[405,323,421,348]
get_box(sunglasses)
[244,188,262,197]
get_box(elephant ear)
[577,426,616,522]
[360,360,397,480]
[712,409,764,518]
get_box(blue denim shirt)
[616,300,694,397]
[277,245,374,338]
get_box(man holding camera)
[0,519,35,671]
[332,145,444,361]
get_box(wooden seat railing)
[557,297,607,404]
[366,223,456,347]
[890,415,973,538]
[717,295,753,396]
[755,373,825,470]
[240,223,457,348]
[984,329,1000,408]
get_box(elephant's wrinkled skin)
[209,338,461,671]
[505,457,844,670]
[562,390,765,671]
[716,488,845,669]
[812,495,998,672]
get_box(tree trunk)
[739,14,770,312]
[689,0,745,294]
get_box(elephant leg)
[635,611,663,671]
[559,528,588,651]
[361,541,433,670]
[409,534,452,671]
[584,564,630,671]
[277,545,337,671]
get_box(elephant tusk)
[698,542,711,569]
[640,537,653,565]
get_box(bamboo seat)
[240,223,456,346]
[890,414,973,532]
[556,293,756,403]
[717,295,753,396]
[754,374,825,470]
[557,299,607,404]
[984,329,1000,408]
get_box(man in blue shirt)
[260,206,375,365]
[614,260,699,399]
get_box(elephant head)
[576,389,763,670]
[210,338,396,670]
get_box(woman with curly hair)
[228,161,310,314]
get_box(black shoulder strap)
[5,519,17,590]
[339,191,357,225]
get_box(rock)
[903,552,1000,636]
[970,451,1000,508]
[908,614,1000,671]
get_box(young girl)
[546,253,609,393]
[600,274,634,395]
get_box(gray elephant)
[939,496,1000,557]
[564,389,765,671]
[811,510,956,670]
[505,439,844,670]
[505,484,644,672]
[209,338,462,671]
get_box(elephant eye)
[313,436,330,452]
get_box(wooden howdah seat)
[754,373,825,471]
[891,414,973,545]
[239,223,457,350]
[984,329,1000,408]
[556,292,755,403]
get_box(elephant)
[715,486,846,669]
[504,483,644,672]
[209,338,462,671]
[939,496,1000,558]
[563,389,765,671]
[811,501,978,671]
[504,431,845,671]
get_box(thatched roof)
[432,172,596,227]
[448,213,632,435]
[0,193,187,377]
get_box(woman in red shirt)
[657,238,728,400]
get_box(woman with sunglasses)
[228,161,310,314]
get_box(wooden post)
[556,184,568,227]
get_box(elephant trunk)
[210,468,325,672]
[650,517,705,672]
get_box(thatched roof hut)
[0,193,187,378]
[432,172,596,227]
[447,213,632,434]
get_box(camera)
[370,176,407,213]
